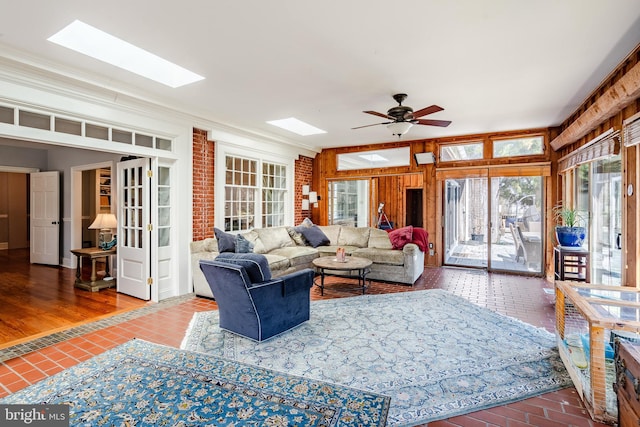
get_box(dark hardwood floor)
[0,248,148,348]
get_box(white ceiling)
[0,0,638,153]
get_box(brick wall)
[191,129,314,238]
[295,155,314,225]
[192,128,215,240]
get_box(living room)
[0,2,639,425]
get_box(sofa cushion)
[269,246,318,267]
[300,225,330,248]
[286,226,307,246]
[235,234,254,253]
[215,253,272,282]
[388,226,414,249]
[255,227,295,253]
[241,230,266,254]
[338,227,371,248]
[316,245,359,258]
[368,228,393,249]
[262,253,291,272]
[214,227,236,252]
[317,225,342,245]
[190,237,219,253]
[353,247,405,265]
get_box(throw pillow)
[214,227,236,253]
[235,234,254,253]
[300,225,330,248]
[411,227,429,252]
[215,253,272,283]
[388,225,414,250]
[287,226,307,246]
[299,217,314,228]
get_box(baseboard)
[61,257,74,269]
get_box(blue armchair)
[199,253,314,342]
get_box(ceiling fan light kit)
[353,93,451,137]
[388,121,413,136]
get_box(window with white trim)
[224,156,257,231]
[262,162,287,227]
[223,155,288,231]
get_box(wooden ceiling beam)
[550,61,640,151]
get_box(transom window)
[440,142,484,162]
[493,136,544,158]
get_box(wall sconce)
[414,152,436,165]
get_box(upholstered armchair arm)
[246,268,314,340]
[249,268,314,297]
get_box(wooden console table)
[70,247,116,292]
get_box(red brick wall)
[295,155,314,225]
[192,128,215,240]
[191,129,314,237]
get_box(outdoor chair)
[510,223,541,267]
[199,253,314,342]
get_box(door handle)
[51,221,58,225]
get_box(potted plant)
[552,204,586,247]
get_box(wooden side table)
[70,247,117,292]
[554,246,589,282]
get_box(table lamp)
[89,213,118,249]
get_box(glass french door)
[443,174,543,274]
[444,178,488,268]
[575,157,622,285]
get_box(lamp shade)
[89,213,118,230]
[387,122,413,136]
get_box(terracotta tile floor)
[0,267,609,426]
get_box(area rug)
[182,289,571,426]
[0,339,390,426]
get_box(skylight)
[266,118,326,136]
[47,20,205,88]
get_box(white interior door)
[30,171,60,265]
[117,158,151,300]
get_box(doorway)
[443,174,543,274]
[406,189,423,227]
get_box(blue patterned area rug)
[182,289,571,426]
[1,339,389,426]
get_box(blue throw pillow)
[215,253,272,283]
[214,227,236,253]
[300,225,330,248]
[235,234,254,253]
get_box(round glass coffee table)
[312,256,372,295]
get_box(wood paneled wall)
[554,45,640,286]
[313,129,551,267]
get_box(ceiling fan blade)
[351,122,392,130]
[364,110,394,120]
[412,105,444,118]
[415,119,452,127]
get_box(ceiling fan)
[353,93,451,136]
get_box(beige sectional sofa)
[190,225,425,298]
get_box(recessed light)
[267,117,326,136]
[48,20,204,88]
